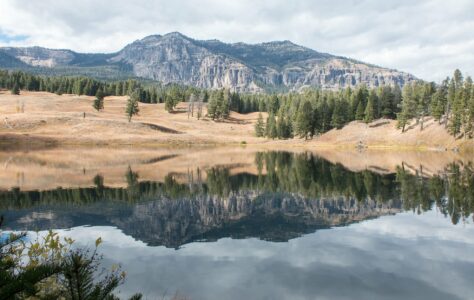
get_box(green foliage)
[0,218,141,299]
[2,68,474,140]
[355,101,365,121]
[397,83,417,132]
[92,88,105,112]
[276,112,292,139]
[0,226,63,299]
[207,89,230,120]
[126,91,140,122]
[331,100,345,129]
[10,83,20,95]
[265,113,278,139]
[164,85,182,112]
[254,113,265,137]
[295,101,313,139]
[364,90,377,123]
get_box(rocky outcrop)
[0,46,76,67]
[3,190,401,248]
[0,32,417,92]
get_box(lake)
[1,147,473,299]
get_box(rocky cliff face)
[0,32,417,92]
[3,191,401,248]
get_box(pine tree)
[364,90,376,123]
[11,83,20,95]
[353,86,368,120]
[355,101,365,121]
[296,101,314,139]
[92,97,103,112]
[461,77,472,138]
[276,111,291,139]
[217,89,230,119]
[207,92,219,120]
[165,85,181,112]
[92,89,105,112]
[468,85,474,138]
[265,113,278,139]
[431,82,447,123]
[417,83,433,130]
[449,88,463,136]
[126,91,140,122]
[446,78,456,128]
[331,100,345,129]
[255,113,265,137]
[397,84,416,132]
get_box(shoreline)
[0,132,469,153]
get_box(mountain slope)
[0,32,416,92]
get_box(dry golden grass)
[0,90,473,151]
[0,145,472,191]
[0,90,267,146]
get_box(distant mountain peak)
[0,33,417,92]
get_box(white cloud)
[28,210,474,299]
[0,0,473,81]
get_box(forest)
[1,69,473,140]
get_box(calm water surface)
[1,149,473,299]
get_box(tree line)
[0,69,200,105]
[2,69,473,139]
[252,70,474,140]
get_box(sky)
[28,210,474,299]
[0,0,473,81]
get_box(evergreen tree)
[126,91,140,122]
[255,113,265,137]
[445,70,466,135]
[364,90,376,123]
[267,94,280,114]
[446,77,456,128]
[207,91,219,120]
[468,85,474,138]
[265,113,278,139]
[276,111,291,139]
[11,83,20,95]
[164,95,176,112]
[417,83,433,130]
[331,100,345,129]
[353,86,368,120]
[355,101,365,121]
[397,84,416,132]
[217,89,230,119]
[462,77,473,138]
[92,88,105,112]
[431,82,447,122]
[296,101,314,139]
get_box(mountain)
[0,32,417,92]
[2,189,401,248]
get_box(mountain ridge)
[0,32,417,92]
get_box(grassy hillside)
[0,91,472,151]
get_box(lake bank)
[0,145,471,192]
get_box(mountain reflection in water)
[2,151,473,248]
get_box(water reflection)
[2,151,473,248]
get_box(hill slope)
[1,91,473,152]
[0,32,416,92]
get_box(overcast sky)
[1,0,473,81]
